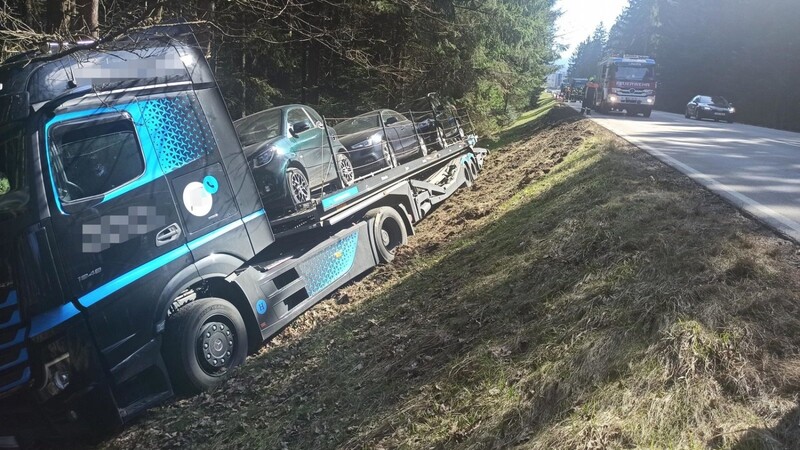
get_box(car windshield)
[614,65,654,81]
[711,96,729,106]
[0,124,29,218]
[333,113,380,136]
[234,109,283,147]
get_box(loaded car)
[396,93,465,150]
[333,109,428,175]
[234,105,354,213]
[685,95,736,123]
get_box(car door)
[303,107,339,184]
[385,111,418,158]
[287,107,325,187]
[689,96,699,114]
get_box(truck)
[568,78,589,102]
[594,55,657,117]
[0,25,485,446]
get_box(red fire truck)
[595,55,656,117]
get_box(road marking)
[575,107,800,243]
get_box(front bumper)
[698,109,734,120]
[0,315,121,441]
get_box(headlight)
[608,95,618,102]
[253,145,277,168]
[702,106,712,110]
[729,107,736,113]
[351,133,383,150]
[646,98,654,104]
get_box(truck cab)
[0,26,274,440]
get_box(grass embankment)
[107,103,800,449]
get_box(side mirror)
[384,116,398,126]
[290,119,313,137]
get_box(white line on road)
[568,103,800,242]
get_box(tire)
[694,110,701,120]
[685,109,690,118]
[163,298,248,394]
[286,166,311,207]
[382,141,397,168]
[335,152,355,188]
[364,207,407,263]
[435,126,447,150]
[727,119,734,124]
[626,110,636,117]
[417,137,429,158]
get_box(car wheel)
[694,110,701,120]
[382,142,397,168]
[685,108,690,118]
[436,126,447,150]
[417,136,429,158]
[336,152,355,188]
[727,119,734,124]
[163,298,248,394]
[643,109,652,118]
[286,167,311,207]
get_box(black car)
[396,93,465,150]
[685,95,736,123]
[234,105,354,213]
[333,109,427,176]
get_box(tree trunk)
[46,0,69,35]
[75,0,98,38]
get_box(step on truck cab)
[0,25,484,445]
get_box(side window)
[303,107,323,125]
[287,108,308,125]
[50,116,144,202]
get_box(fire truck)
[594,55,656,117]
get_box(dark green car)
[234,105,354,214]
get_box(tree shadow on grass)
[108,110,800,450]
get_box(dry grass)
[103,105,800,450]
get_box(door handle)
[155,223,182,247]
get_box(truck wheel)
[365,207,407,263]
[286,167,311,206]
[163,298,248,394]
[336,152,355,188]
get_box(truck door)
[44,103,195,364]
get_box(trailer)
[0,25,485,445]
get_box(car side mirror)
[290,119,313,137]
[384,116,398,126]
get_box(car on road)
[333,109,427,175]
[234,105,354,213]
[685,95,736,123]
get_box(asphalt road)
[567,101,800,242]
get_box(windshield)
[711,96,729,105]
[614,65,655,82]
[234,109,283,147]
[333,113,380,136]
[0,124,29,217]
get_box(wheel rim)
[382,143,394,167]
[338,154,354,185]
[381,216,403,255]
[196,318,236,376]
[288,170,310,204]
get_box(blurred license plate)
[714,112,725,116]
